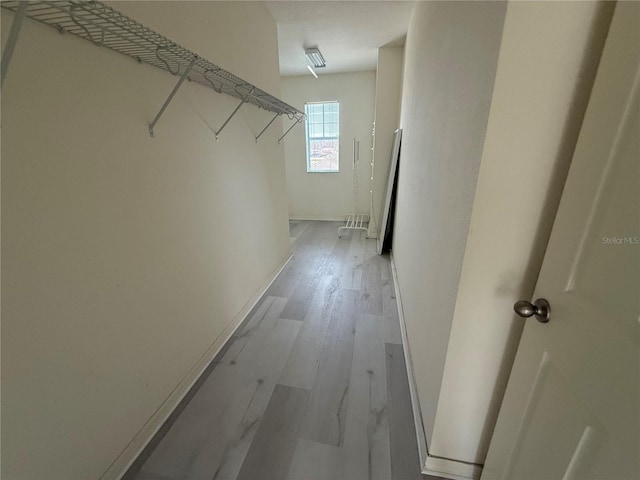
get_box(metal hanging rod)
[0,0,305,138]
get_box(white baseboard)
[389,252,429,467]
[289,216,349,222]
[102,254,294,480]
[424,456,483,480]
[389,252,482,480]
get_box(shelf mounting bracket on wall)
[255,113,280,143]
[278,116,304,144]
[1,0,28,87]
[214,87,255,141]
[148,55,197,138]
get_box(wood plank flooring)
[124,221,441,480]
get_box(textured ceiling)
[265,1,414,76]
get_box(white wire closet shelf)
[338,213,369,238]
[0,0,305,138]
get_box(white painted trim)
[289,216,348,222]
[424,456,483,480]
[389,252,429,468]
[102,254,294,480]
[389,252,482,480]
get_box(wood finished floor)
[124,221,442,480]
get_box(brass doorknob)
[514,298,551,323]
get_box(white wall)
[392,0,506,456]
[430,0,614,469]
[369,47,404,238]
[280,72,376,220]
[1,2,290,479]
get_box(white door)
[482,3,640,480]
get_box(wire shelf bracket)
[0,0,306,139]
[278,116,304,144]
[215,87,255,141]
[1,1,28,87]
[149,55,196,138]
[255,113,279,143]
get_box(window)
[305,102,339,172]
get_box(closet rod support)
[1,1,28,87]
[278,117,303,144]
[215,87,255,140]
[255,113,279,143]
[148,55,197,138]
